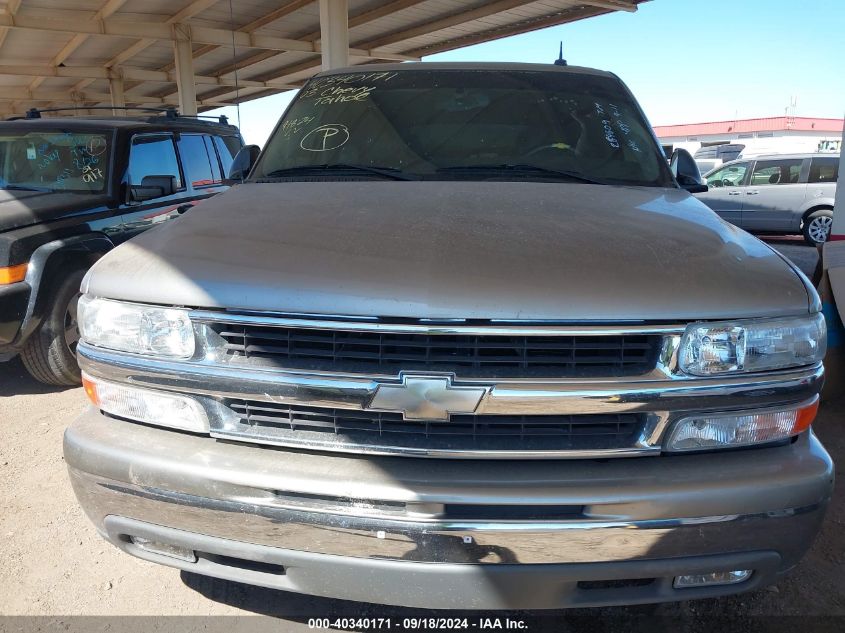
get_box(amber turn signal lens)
[0,263,27,285]
[82,375,100,406]
[793,397,819,435]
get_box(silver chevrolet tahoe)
[65,63,833,610]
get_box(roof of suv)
[743,153,839,160]
[0,115,240,135]
[313,61,616,79]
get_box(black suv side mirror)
[130,175,177,202]
[227,144,261,182]
[670,149,708,194]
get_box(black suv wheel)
[20,270,86,386]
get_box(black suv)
[0,110,243,385]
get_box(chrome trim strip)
[207,427,663,459]
[71,469,826,565]
[190,310,686,336]
[78,343,825,417]
[480,366,823,414]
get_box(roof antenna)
[554,41,567,66]
[228,0,242,133]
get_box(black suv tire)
[21,270,86,386]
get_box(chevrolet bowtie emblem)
[367,374,487,421]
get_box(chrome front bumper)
[65,409,833,608]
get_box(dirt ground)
[0,240,842,630]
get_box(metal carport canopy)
[0,0,645,118]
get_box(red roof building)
[654,117,843,139]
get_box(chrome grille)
[224,399,645,454]
[215,324,660,378]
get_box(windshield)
[0,129,112,193]
[255,69,670,186]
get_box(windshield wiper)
[263,164,418,181]
[1,184,54,192]
[436,164,608,185]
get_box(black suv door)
[119,133,189,241]
[177,133,227,195]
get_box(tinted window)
[129,136,181,188]
[203,136,222,182]
[178,134,217,188]
[718,144,744,161]
[214,136,241,175]
[0,130,112,193]
[809,157,839,183]
[256,69,671,186]
[696,159,720,174]
[695,145,743,161]
[706,162,748,187]
[750,158,803,185]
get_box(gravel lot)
[1,240,841,629]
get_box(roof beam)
[354,0,548,50]
[578,0,637,12]
[243,0,633,89]
[248,0,567,87]
[174,0,426,87]
[99,0,238,77]
[169,0,221,24]
[224,55,327,90]
[294,0,427,41]
[0,62,297,88]
[348,0,429,29]
[9,0,641,115]
[105,39,159,69]
[28,0,130,92]
[0,0,22,51]
[203,54,370,102]
[0,87,235,107]
[0,9,415,105]
[138,0,315,79]
[0,14,318,52]
[238,0,314,33]
[402,4,620,57]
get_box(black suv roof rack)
[10,106,230,126]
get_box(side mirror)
[670,149,708,194]
[130,175,177,202]
[227,144,261,182]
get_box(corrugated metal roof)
[654,116,844,138]
[0,0,646,117]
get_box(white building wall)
[658,130,841,157]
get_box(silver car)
[64,63,832,610]
[697,153,838,245]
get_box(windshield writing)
[256,70,668,186]
[0,130,111,193]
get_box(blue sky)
[208,0,845,147]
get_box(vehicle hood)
[85,182,811,321]
[0,189,111,232]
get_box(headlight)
[77,295,195,358]
[665,397,818,452]
[678,314,825,376]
